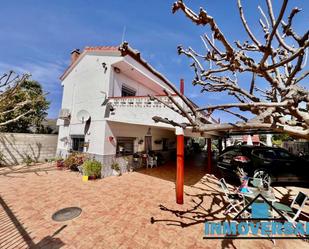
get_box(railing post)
[176,127,184,204]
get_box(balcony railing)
[106,95,217,127]
[108,95,174,109]
[106,95,186,127]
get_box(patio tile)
[0,160,309,248]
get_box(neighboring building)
[56,42,216,175]
[224,134,273,147]
[282,140,309,155]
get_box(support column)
[218,138,223,154]
[176,127,184,204]
[207,138,212,173]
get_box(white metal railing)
[108,95,175,109]
[106,95,186,127]
[107,95,217,125]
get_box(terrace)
[106,95,190,128]
[0,159,309,248]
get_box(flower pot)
[56,160,64,169]
[88,175,99,180]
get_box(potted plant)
[133,153,139,161]
[124,156,133,172]
[63,152,87,171]
[111,161,121,176]
[55,157,64,168]
[82,159,102,180]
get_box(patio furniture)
[146,155,157,168]
[241,187,277,205]
[273,191,308,222]
[141,154,148,167]
[219,178,244,214]
[132,157,141,169]
[250,178,263,188]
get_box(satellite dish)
[77,110,90,123]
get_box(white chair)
[146,155,157,168]
[274,191,308,223]
[219,178,244,215]
[77,165,83,175]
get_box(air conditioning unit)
[59,108,71,120]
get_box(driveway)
[0,159,309,249]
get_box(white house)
[56,42,216,175]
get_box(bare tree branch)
[153,1,309,139]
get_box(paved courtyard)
[0,156,309,249]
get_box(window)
[252,149,276,160]
[275,149,295,160]
[116,137,135,156]
[121,85,136,97]
[71,136,85,152]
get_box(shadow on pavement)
[0,196,65,248]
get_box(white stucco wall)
[57,53,122,156]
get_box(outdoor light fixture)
[102,62,107,73]
[114,67,121,73]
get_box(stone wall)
[0,133,58,165]
[282,141,309,155]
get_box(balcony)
[106,95,188,128]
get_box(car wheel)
[253,170,271,188]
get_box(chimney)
[71,49,80,64]
[180,78,184,95]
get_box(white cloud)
[0,61,65,93]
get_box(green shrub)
[23,155,34,166]
[82,160,102,177]
[111,161,120,172]
[63,153,87,171]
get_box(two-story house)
[57,42,216,176]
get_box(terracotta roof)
[84,46,118,52]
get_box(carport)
[174,127,284,204]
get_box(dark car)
[217,145,309,185]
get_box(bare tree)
[0,71,35,126]
[152,0,309,139]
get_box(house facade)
[56,43,215,175]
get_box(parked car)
[217,145,309,185]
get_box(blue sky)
[0,0,308,121]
